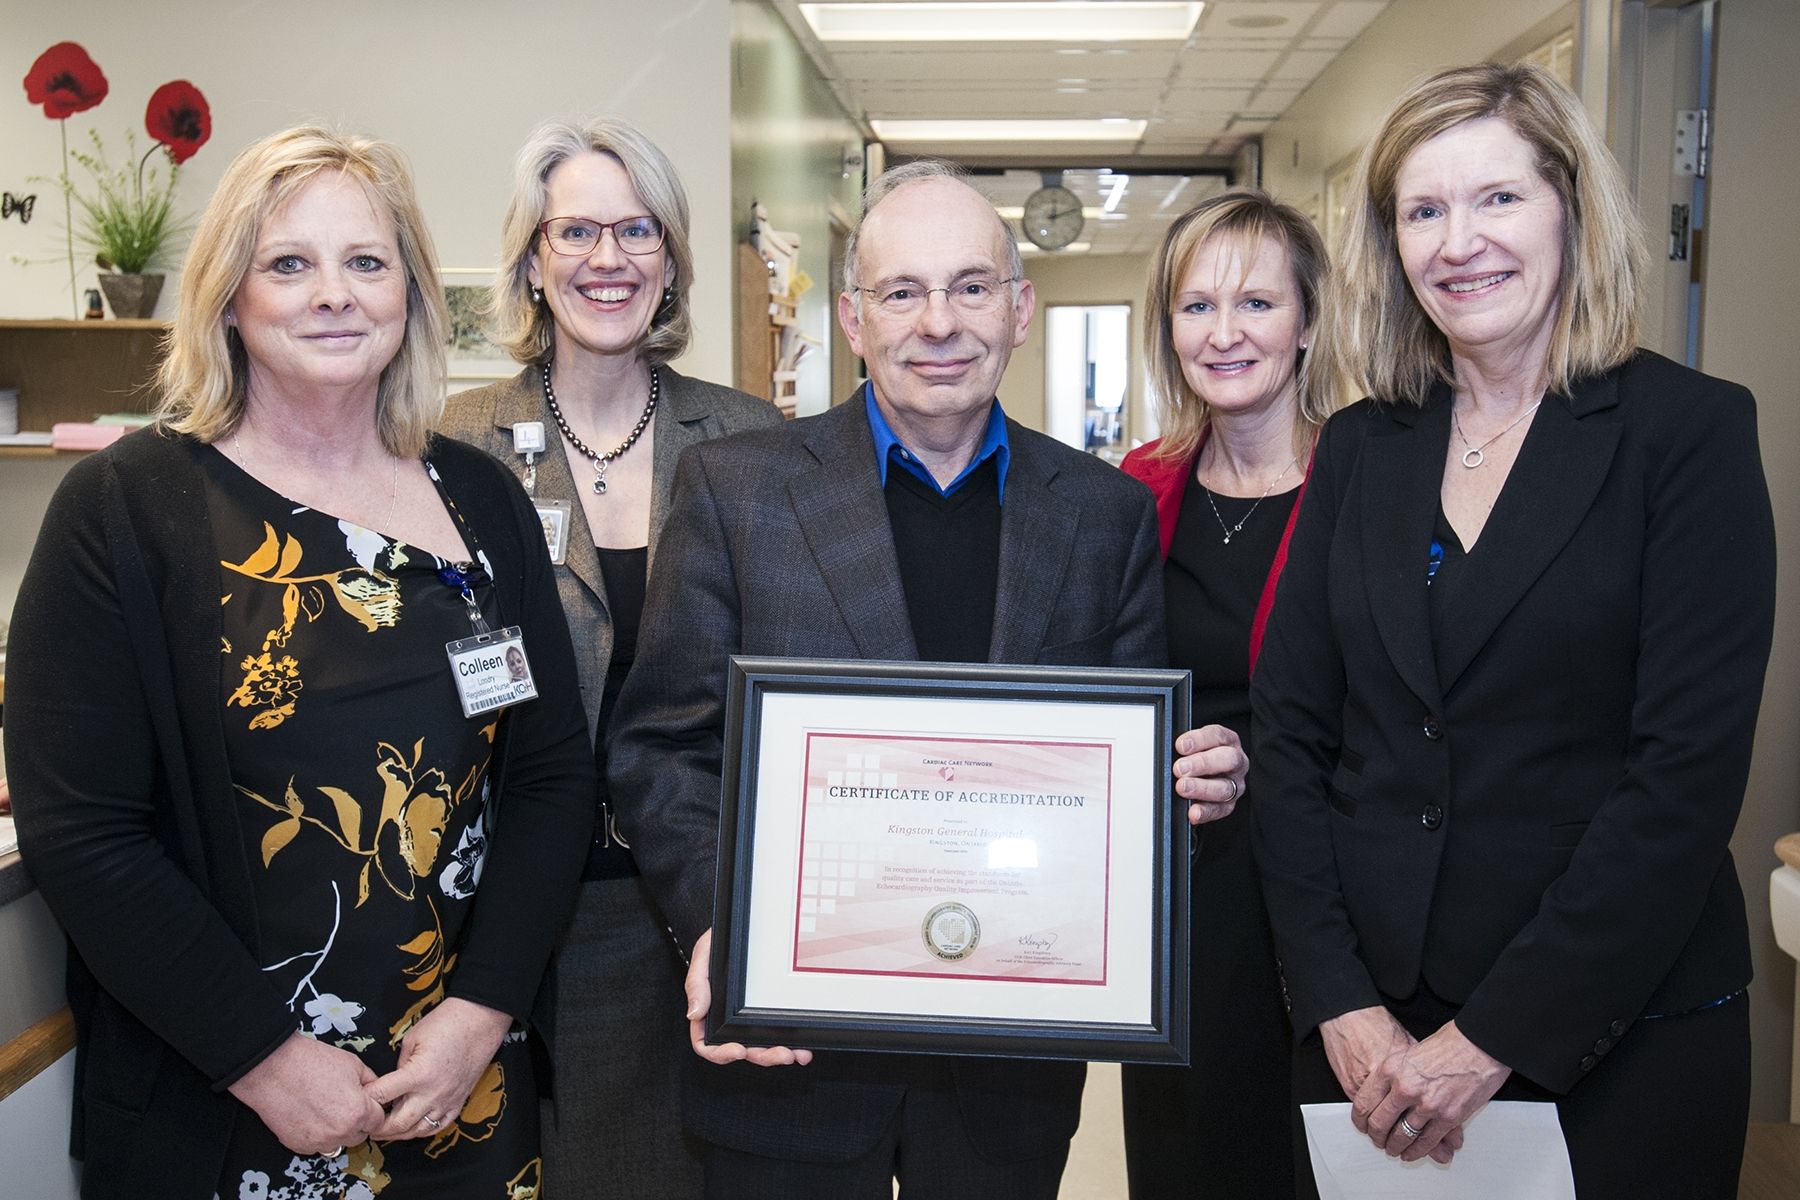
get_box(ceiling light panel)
[801,3,1205,43]
[870,118,1149,142]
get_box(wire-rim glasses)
[537,215,666,257]
[855,274,1020,318]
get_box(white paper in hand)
[1302,1101,1575,1200]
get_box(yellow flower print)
[346,1139,391,1195]
[229,651,303,730]
[328,568,402,632]
[423,1061,508,1159]
[242,736,494,909]
[505,1158,543,1199]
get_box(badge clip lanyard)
[438,563,494,640]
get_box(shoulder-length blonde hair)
[1336,62,1645,406]
[489,117,693,367]
[1144,189,1335,464]
[156,125,447,457]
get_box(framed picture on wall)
[442,267,515,384]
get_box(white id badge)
[446,626,538,717]
[534,500,572,565]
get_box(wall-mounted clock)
[1022,184,1084,251]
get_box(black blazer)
[609,397,1165,1164]
[1249,350,1775,1094]
[5,429,594,1198]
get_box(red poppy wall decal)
[20,42,212,316]
[22,41,109,119]
[144,80,210,163]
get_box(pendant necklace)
[1201,454,1299,545]
[1453,398,1541,469]
[542,364,659,495]
[234,427,398,531]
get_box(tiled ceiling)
[770,0,1389,255]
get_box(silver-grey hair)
[488,116,693,366]
[841,159,1024,303]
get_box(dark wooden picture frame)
[708,656,1192,1064]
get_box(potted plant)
[23,42,211,319]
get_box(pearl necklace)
[542,364,659,496]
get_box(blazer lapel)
[648,368,721,577]
[1360,395,1448,711]
[988,426,1077,664]
[484,368,607,615]
[1435,378,1622,691]
[789,403,918,661]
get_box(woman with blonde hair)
[439,116,780,1197]
[1118,187,1333,1196]
[6,126,593,1197]
[1251,63,1774,1197]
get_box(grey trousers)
[542,876,704,1198]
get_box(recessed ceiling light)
[871,118,1148,143]
[1103,174,1131,213]
[800,3,1205,43]
[1016,241,1094,254]
[1056,86,1090,94]
[995,205,1108,221]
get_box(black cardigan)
[4,428,594,1198]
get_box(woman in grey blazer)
[439,116,782,1199]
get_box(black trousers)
[1292,986,1749,1200]
[1121,805,1295,1197]
[700,1056,1070,1200]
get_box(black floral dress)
[203,448,541,1200]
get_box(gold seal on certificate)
[923,901,980,961]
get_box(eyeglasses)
[855,275,1020,318]
[537,215,666,257]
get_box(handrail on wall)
[0,1007,74,1103]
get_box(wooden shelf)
[0,318,168,431]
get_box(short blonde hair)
[1337,62,1645,405]
[1144,190,1335,464]
[157,126,447,457]
[489,117,693,366]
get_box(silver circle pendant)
[1461,447,1485,469]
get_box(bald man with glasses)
[610,161,1247,1199]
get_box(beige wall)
[1705,0,1800,1123]
[1260,0,1574,215]
[1008,252,1154,440]
[0,0,736,384]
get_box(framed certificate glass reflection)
[708,657,1192,1064]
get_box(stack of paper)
[1302,1102,1575,1199]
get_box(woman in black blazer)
[1251,63,1775,1198]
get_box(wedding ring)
[1398,1116,1424,1139]
[1224,777,1240,803]
[323,1146,344,1159]
[420,1114,443,1130]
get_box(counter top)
[0,850,33,908]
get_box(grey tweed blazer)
[439,365,784,744]
[608,395,1167,1166]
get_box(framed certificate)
[708,656,1192,1064]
